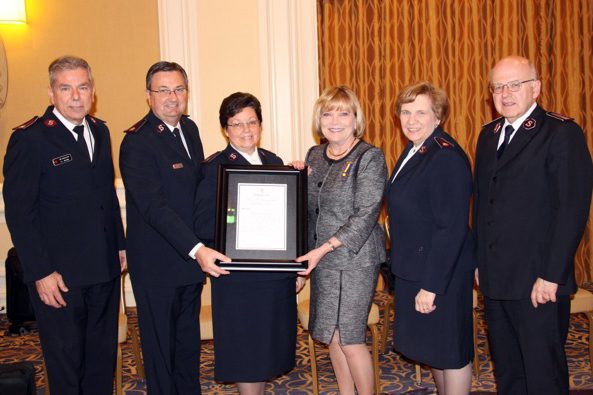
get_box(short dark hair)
[48,56,93,87]
[219,92,263,128]
[395,81,449,121]
[145,61,188,90]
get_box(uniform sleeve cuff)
[189,242,204,258]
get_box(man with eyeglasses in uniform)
[120,61,230,394]
[473,55,593,394]
[3,56,126,394]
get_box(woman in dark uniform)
[194,92,305,395]
[387,82,474,394]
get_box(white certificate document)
[236,183,287,250]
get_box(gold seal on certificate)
[214,164,308,271]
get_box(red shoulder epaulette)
[258,148,274,157]
[482,116,503,128]
[88,115,105,124]
[434,136,454,148]
[124,119,147,133]
[203,151,222,163]
[12,116,39,131]
[546,112,573,122]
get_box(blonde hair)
[312,86,365,139]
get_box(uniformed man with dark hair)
[120,61,230,394]
[3,55,126,394]
[474,55,593,394]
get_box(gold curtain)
[317,0,593,284]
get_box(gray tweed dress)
[305,141,387,345]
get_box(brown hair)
[219,92,262,128]
[395,81,449,121]
[145,61,188,90]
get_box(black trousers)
[133,282,203,395]
[29,277,120,395]
[484,295,570,395]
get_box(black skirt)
[393,269,474,369]
[212,273,297,382]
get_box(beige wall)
[195,0,263,156]
[0,0,160,179]
[0,0,315,308]
[0,0,270,174]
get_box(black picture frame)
[214,164,308,271]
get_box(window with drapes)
[317,0,593,283]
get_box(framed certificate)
[214,165,308,271]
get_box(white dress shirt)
[497,102,538,149]
[164,122,192,158]
[392,145,420,182]
[53,108,95,159]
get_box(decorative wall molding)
[159,0,319,161]
[157,0,203,126]
[257,0,319,161]
[1,0,320,312]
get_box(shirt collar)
[52,107,88,131]
[163,121,181,132]
[230,144,262,165]
[505,102,538,131]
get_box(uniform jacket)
[3,106,125,286]
[474,105,593,299]
[120,111,205,287]
[305,140,387,271]
[194,144,282,245]
[193,144,293,281]
[387,127,474,294]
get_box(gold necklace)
[328,138,357,157]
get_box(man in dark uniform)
[120,61,230,394]
[474,55,593,394]
[3,56,126,394]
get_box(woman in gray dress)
[297,86,387,394]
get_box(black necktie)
[172,127,189,158]
[497,125,514,159]
[73,125,90,161]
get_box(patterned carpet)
[1,288,592,394]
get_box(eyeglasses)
[149,87,188,96]
[227,120,260,130]
[489,79,535,94]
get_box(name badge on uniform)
[52,154,73,166]
[172,163,184,169]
